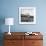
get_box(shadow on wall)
[0,16,5,46]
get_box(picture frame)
[19,7,36,24]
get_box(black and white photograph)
[19,7,36,24]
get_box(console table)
[4,32,43,46]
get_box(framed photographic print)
[19,7,36,24]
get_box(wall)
[0,0,46,33]
[0,0,46,46]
